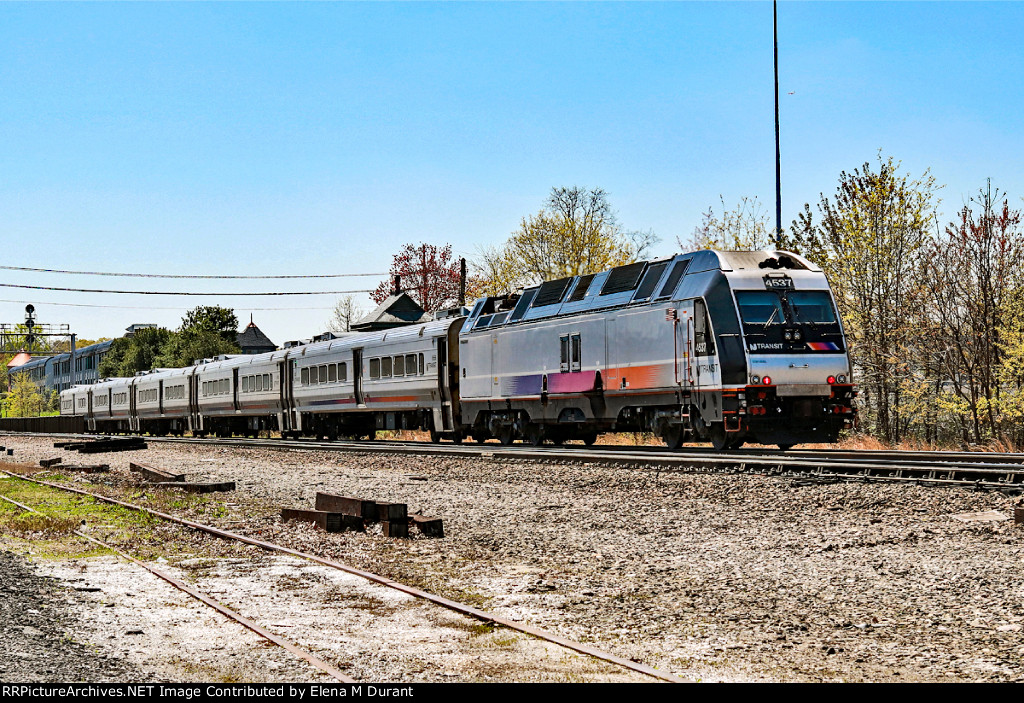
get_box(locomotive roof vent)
[718,250,809,271]
[758,254,805,270]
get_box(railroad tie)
[129,462,185,483]
[142,481,235,494]
[280,508,364,533]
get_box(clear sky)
[2,1,1022,344]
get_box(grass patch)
[0,473,170,559]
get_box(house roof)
[5,352,32,369]
[236,320,276,352]
[351,293,430,331]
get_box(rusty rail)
[0,469,686,683]
[0,491,354,683]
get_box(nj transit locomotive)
[61,250,855,450]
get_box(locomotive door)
[353,349,365,406]
[691,299,721,422]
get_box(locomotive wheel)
[710,425,730,451]
[777,443,794,451]
[429,429,441,444]
[525,424,545,446]
[451,432,464,445]
[582,432,598,446]
[498,426,516,446]
[474,434,488,444]
[663,425,685,450]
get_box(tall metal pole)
[774,0,782,249]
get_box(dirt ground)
[2,434,1023,683]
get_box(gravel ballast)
[2,434,1023,682]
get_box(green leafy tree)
[3,373,46,417]
[791,153,940,443]
[98,327,173,378]
[474,186,657,296]
[180,306,240,345]
[155,306,241,368]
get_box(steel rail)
[130,435,1024,488]
[9,430,1024,467]
[0,489,354,683]
[0,469,686,684]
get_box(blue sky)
[2,1,1023,343]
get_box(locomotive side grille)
[509,289,537,321]
[656,259,691,299]
[533,277,573,307]
[566,274,596,303]
[632,261,670,301]
[600,262,647,296]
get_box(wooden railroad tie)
[280,508,365,533]
[39,458,63,468]
[56,464,110,474]
[129,462,185,483]
[141,481,236,494]
[308,491,443,538]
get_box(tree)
[925,182,1024,445]
[156,306,241,368]
[98,327,173,378]
[682,195,782,251]
[327,294,366,334]
[372,243,462,312]
[793,153,940,443]
[2,373,46,417]
[180,306,239,345]
[474,186,657,296]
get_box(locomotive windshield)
[787,291,837,324]
[736,289,844,353]
[735,292,786,325]
[735,290,837,326]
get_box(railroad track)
[0,467,686,684]
[13,431,1022,490]
[5,430,1024,489]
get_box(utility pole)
[774,0,783,249]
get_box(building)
[236,317,276,355]
[8,339,115,394]
[350,293,431,332]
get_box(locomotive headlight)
[784,331,792,341]
[751,375,761,385]
[838,374,847,383]
[794,330,802,340]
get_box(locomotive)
[61,249,855,449]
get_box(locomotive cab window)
[381,357,392,378]
[694,299,716,357]
[369,358,380,379]
[787,291,838,324]
[570,334,582,372]
[339,362,347,382]
[301,368,309,385]
[559,335,569,373]
[735,291,786,325]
